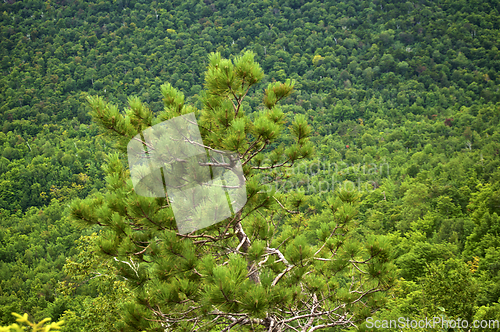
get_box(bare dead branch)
[273,196,299,214]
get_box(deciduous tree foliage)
[69,51,395,331]
[0,312,64,332]
[2,0,500,328]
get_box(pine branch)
[251,158,291,169]
[273,196,299,214]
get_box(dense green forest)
[1,0,500,330]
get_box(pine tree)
[70,51,395,331]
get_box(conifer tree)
[70,51,395,331]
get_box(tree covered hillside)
[0,0,500,331]
[1,0,500,209]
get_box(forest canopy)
[0,0,500,331]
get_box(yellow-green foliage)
[0,313,63,332]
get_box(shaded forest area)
[1,0,500,330]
